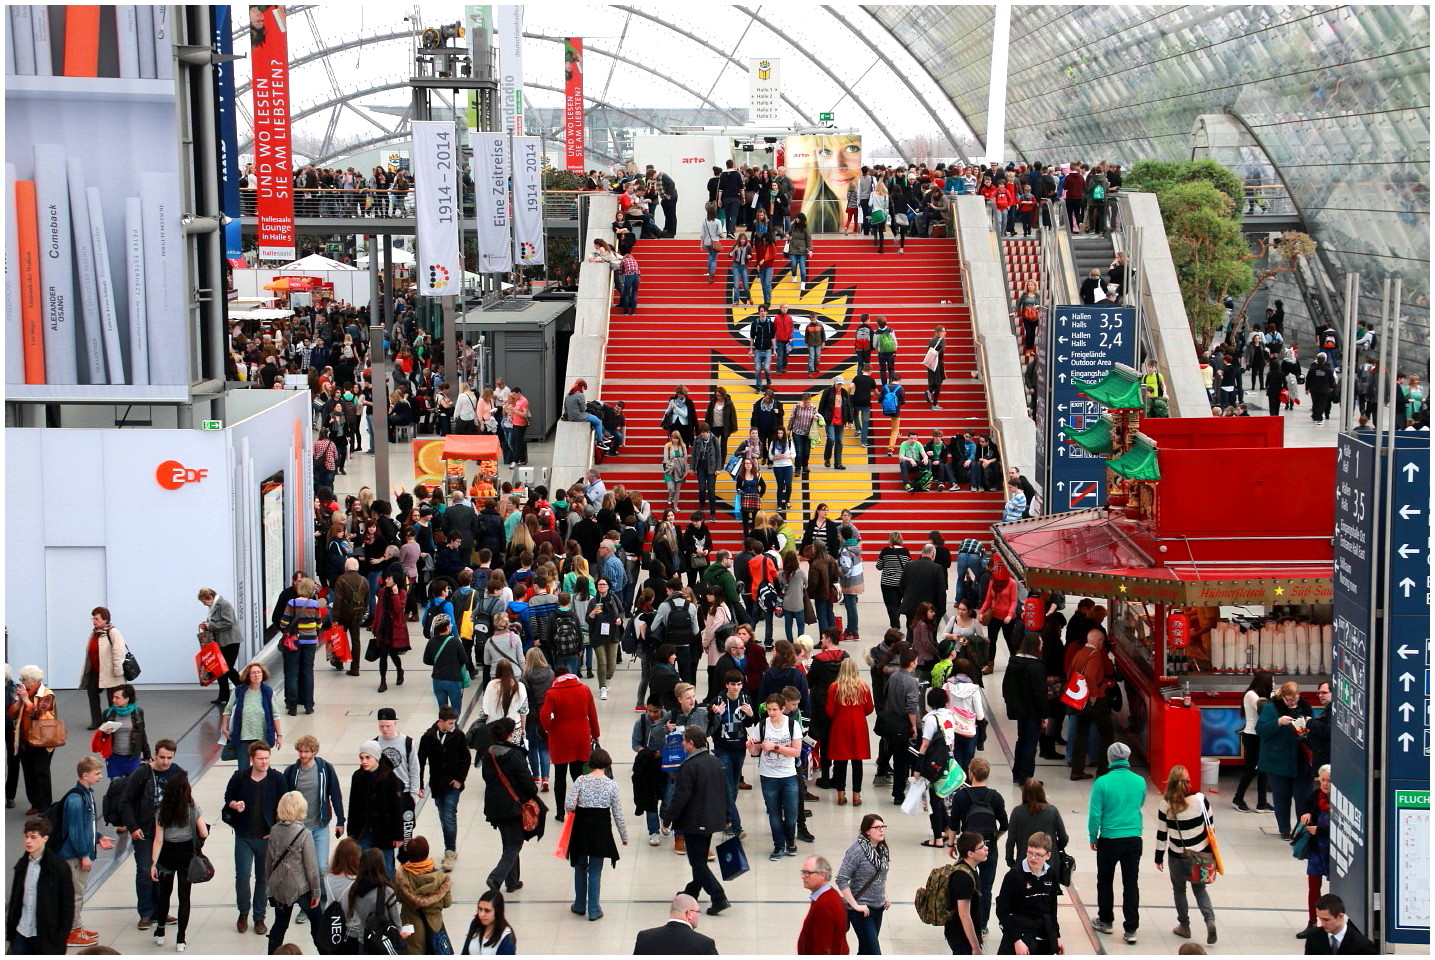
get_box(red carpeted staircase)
[594,235,1004,551]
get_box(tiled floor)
[62,401,1379,956]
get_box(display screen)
[260,472,286,631]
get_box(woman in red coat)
[824,658,874,806]
[538,673,600,818]
[372,566,410,693]
[977,559,1021,670]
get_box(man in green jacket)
[1087,742,1145,945]
[701,552,746,622]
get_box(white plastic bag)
[900,778,928,816]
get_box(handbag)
[187,848,216,884]
[421,915,454,956]
[922,346,940,371]
[1290,826,1314,860]
[893,212,910,228]
[364,637,381,663]
[122,650,143,682]
[488,746,540,832]
[25,712,66,749]
[874,708,908,740]
[1055,849,1076,887]
[90,728,114,758]
[1186,850,1218,885]
[689,552,710,570]
[221,738,238,762]
[977,609,992,626]
[716,834,750,881]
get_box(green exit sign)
[201,420,223,431]
[820,112,834,123]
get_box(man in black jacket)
[633,893,719,955]
[718,161,744,239]
[661,727,731,915]
[1305,352,1336,424]
[419,706,472,871]
[1305,894,1376,954]
[120,740,186,930]
[897,545,946,633]
[1003,632,1049,785]
[223,742,286,935]
[817,377,854,469]
[442,492,480,558]
[6,817,74,955]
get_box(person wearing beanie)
[348,741,405,879]
[1087,740,1146,945]
[423,612,475,714]
[393,835,452,955]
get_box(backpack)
[960,786,1000,844]
[553,612,583,657]
[914,863,960,925]
[877,330,897,354]
[471,596,502,648]
[1322,330,1338,350]
[421,598,445,640]
[881,384,901,416]
[917,727,951,782]
[620,616,641,656]
[855,325,872,348]
[451,588,477,642]
[320,895,352,954]
[755,557,781,614]
[43,785,87,840]
[665,598,695,640]
[1091,182,1107,201]
[363,892,402,955]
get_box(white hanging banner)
[497,5,524,135]
[749,57,781,124]
[471,132,513,273]
[412,121,462,297]
[512,136,545,266]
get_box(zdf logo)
[156,460,208,490]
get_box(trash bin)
[1200,757,1222,794]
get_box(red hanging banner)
[563,38,584,172]
[250,6,294,261]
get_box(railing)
[1240,182,1297,217]
[237,188,597,221]
[1112,193,1155,368]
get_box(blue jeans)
[976,853,998,933]
[759,267,774,304]
[433,786,461,853]
[774,465,794,510]
[526,716,550,779]
[843,594,859,636]
[1267,772,1298,837]
[716,748,745,832]
[282,642,317,710]
[753,349,772,388]
[133,832,156,919]
[824,422,845,467]
[956,553,983,598]
[1013,716,1042,784]
[619,274,639,311]
[814,599,835,631]
[783,610,806,643]
[847,906,885,955]
[776,340,790,372]
[794,433,812,472]
[730,265,749,303]
[310,826,331,882]
[432,678,463,713]
[760,774,799,851]
[582,413,606,444]
[234,835,269,923]
[808,345,823,374]
[707,246,719,276]
[572,855,605,919]
[559,654,581,677]
[748,598,775,646]
[856,406,872,445]
[722,197,740,233]
[357,835,396,878]
[952,733,977,774]
[789,254,808,285]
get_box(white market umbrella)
[355,246,416,266]
[276,253,357,273]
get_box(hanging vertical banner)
[512,136,545,267]
[249,5,293,262]
[412,122,463,297]
[212,6,244,265]
[471,132,513,273]
[749,57,781,124]
[497,5,524,135]
[563,38,584,172]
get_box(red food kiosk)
[992,379,1335,792]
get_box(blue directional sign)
[1043,306,1137,514]
[1386,434,1430,787]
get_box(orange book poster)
[15,180,47,383]
[64,6,102,77]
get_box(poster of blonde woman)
[782,134,862,233]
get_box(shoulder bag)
[488,746,540,832]
[186,807,216,883]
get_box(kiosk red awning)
[440,434,501,462]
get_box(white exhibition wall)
[4,391,314,686]
[632,134,732,235]
[232,268,372,308]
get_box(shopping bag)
[716,835,750,881]
[661,731,686,771]
[553,810,575,859]
[195,642,228,687]
[900,778,928,816]
[922,347,940,371]
[1059,668,1091,712]
[323,624,351,663]
[1201,804,1225,875]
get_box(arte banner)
[782,133,862,234]
[563,38,584,171]
[412,121,462,297]
[249,5,293,262]
[512,136,544,267]
[497,5,524,135]
[471,132,513,273]
[212,6,244,265]
[749,57,780,124]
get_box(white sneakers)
[600,687,609,700]
[648,834,661,846]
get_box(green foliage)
[542,168,586,191]
[1126,158,1253,344]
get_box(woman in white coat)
[82,606,127,730]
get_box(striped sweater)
[1155,791,1213,865]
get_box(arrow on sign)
[1400,577,1417,597]
[1057,446,1067,457]
[1399,503,1422,520]
[1397,644,1419,659]
[1398,731,1415,752]
[1403,461,1421,482]
[1057,355,1068,362]
[1058,373,1067,384]
[1398,543,1421,559]
[1398,672,1416,692]
[1058,404,1068,412]
[1057,482,1066,491]
[1058,336,1068,344]
[1058,315,1069,325]
[1399,701,1416,721]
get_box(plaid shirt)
[957,538,985,557]
[619,255,640,276]
[788,402,818,436]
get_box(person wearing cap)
[348,741,405,879]
[1088,741,1146,944]
[817,377,852,470]
[1100,283,1121,305]
[422,613,474,714]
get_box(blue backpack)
[881,384,901,416]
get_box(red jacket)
[538,674,600,764]
[979,576,1019,622]
[824,685,874,762]
[797,886,850,955]
[742,640,769,695]
[374,586,411,652]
